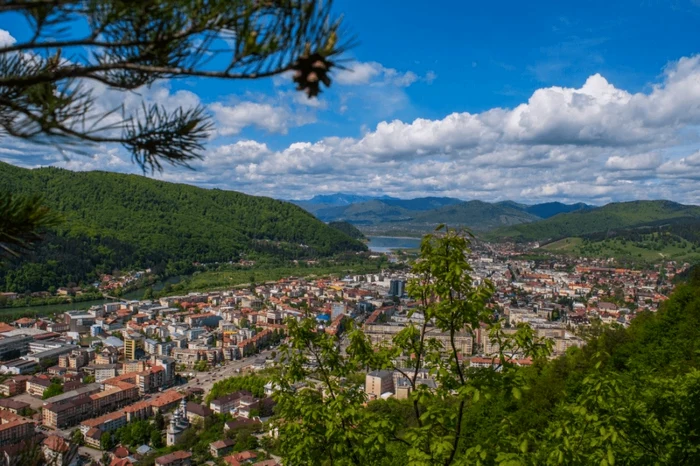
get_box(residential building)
[93,364,119,383]
[26,376,52,397]
[155,451,192,466]
[95,347,119,365]
[210,439,235,458]
[209,391,252,415]
[124,337,140,361]
[42,393,95,429]
[63,311,96,333]
[58,349,89,370]
[0,375,29,396]
[0,399,29,414]
[365,370,394,399]
[222,451,258,466]
[389,279,406,297]
[150,390,185,414]
[42,435,78,466]
[0,411,34,446]
[185,402,212,423]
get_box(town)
[0,243,685,466]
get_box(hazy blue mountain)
[291,193,397,209]
[410,200,541,231]
[314,200,413,224]
[288,193,592,234]
[381,196,463,211]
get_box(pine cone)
[291,53,333,98]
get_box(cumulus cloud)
[190,54,700,203]
[605,153,662,170]
[658,150,700,178]
[335,61,433,87]
[211,101,313,136]
[0,29,15,46]
[6,54,700,205]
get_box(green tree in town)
[143,286,154,300]
[0,0,350,256]
[150,429,163,449]
[154,410,165,431]
[70,428,85,446]
[42,382,63,399]
[100,432,114,451]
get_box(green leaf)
[512,387,522,400]
[519,439,528,453]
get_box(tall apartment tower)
[389,279,406,297]
[124,338,137,361]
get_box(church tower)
[166,398,190,446]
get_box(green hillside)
[0,162,365,292]
[328,221,366,240]
[489,200,700,242]
[410,200,540,231]
[542,219,700,264]
[543,236,700,264]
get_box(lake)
[367,236,422,253]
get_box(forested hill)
[0,162,365,292]
[328,221,366,240]
[488,200,700,242]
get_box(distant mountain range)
[290,195,700,252]
[289,193,593,234]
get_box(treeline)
[0,162,366,292]
[206,374,269,402]
[328,221,366,240]
[582,217,700,246]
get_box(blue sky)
[2,0,700,204]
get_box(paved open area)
[11,391,44,411]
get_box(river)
[367,236,422,253]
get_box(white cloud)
[605,153,661,170]
[0,29,15,46]
[335,62,383,85]
[211,101,315,136]
[335,61,432,87]
[7,54,700,205]
[658,150,700,178]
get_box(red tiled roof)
[156,450,192,465]
[150,390,185,408]
[110,459,133,466]
[43,435,70,453]
[0,323,15,333]
[113,445,130,458]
